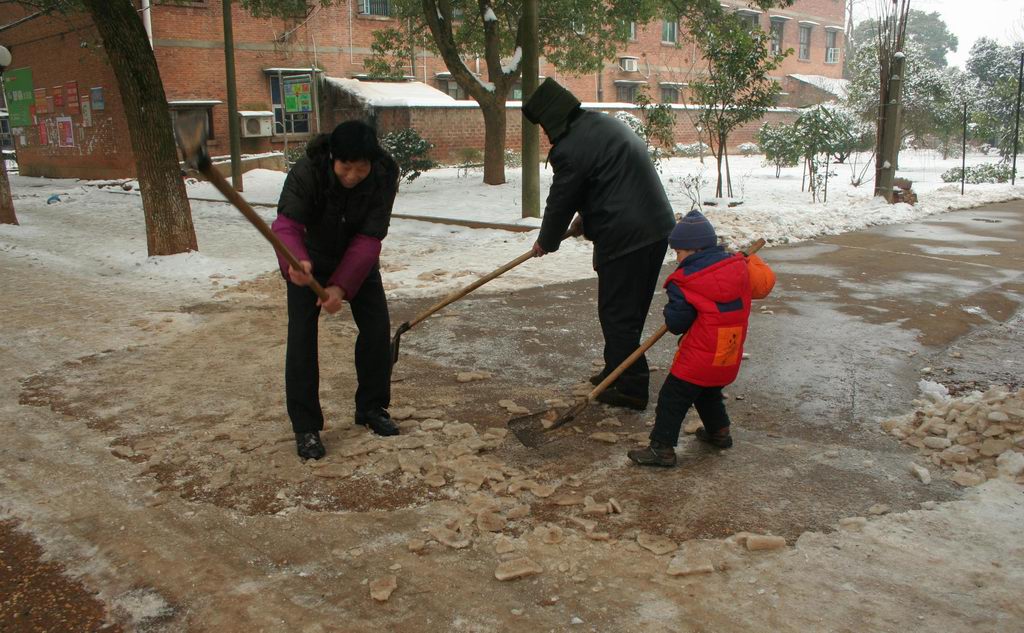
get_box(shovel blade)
[173,109,212,171]
[508,398,589,448]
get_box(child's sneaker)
[627,441,677,467]
[695,427,733,449]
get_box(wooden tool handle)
[588,324,669,401]
[405,227,578,330]
[201,165,329,302]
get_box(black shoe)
[589,371,607,386]
[628,441,677,467]
[595,386,648,411]
[295,432,325,460]
[355,408,400,437]
[695,427,733,449]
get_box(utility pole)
[223,0,243,191]
[521,0,540,219]
[1012,51,1023,186]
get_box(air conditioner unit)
[239,112,274,138]
[619,57,639,73]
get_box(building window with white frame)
[770,19,786,55]
[616,83,639,103]
[738,11,760,31]
[360,0,390,16]
[662,19,678,44]
[269,76,310,135]
[826,30,840,64]
[798,25,812,60]
[660,85,679,104]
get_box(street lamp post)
[0,44,18,226]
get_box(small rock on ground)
[369,575,398,602]
[494,558,543,581]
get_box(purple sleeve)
[270,214,311,278]
[329,234,382,300]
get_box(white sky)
[852,0,1024,68]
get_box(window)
[628,21,637,41]
[616,84,639,103]
[660,86,679,104]
[360,0,389,16]
[799,25,812,60]
[770,19,786,55]
[826,30,840,64]
[738,11,760,31]
[662,19,678,44]
[438,78,465,100]
[269,76,310,135]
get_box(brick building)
[0,0,846,178]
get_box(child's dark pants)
[650,373,731,447]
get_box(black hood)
[522,78,581,143]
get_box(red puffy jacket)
[666,254,752,387]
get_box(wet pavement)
[3,199,1022,629]
[391,200,1024,540]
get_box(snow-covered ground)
[2,150,1021,302]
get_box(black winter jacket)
[276,137,399,273]
[536,110,675,267]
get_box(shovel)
[390,225,580,365]
[172,109,330,304]
[509,237,766,448]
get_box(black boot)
[695,426,733,449]
[627,440,677,467]
[295,431,325,460]
[355,408,400,437]
[589,371,607,386]
[595,385,648,411]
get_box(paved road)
[392,200,1024,539]
[2,199,1021,630]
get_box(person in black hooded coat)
[271,120,401,460]
[524,78,675,411]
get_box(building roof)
[788,74,849,99]
[324,78,458,107]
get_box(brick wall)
[0,7,136,179]
[0,0,837,179]
[349,103,798,164]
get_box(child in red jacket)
[628,210,769,467]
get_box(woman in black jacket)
[271,121,400,460]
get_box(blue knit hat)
[669,209,717,250]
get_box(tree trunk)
[481,98,507,185]
[82,0,197,256]
[0,160,16,225]
[724,142,732,198]
[714,143,725,198]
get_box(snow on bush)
[738,142,760,156]
[941,162,1014,184]
[675,142,710,157]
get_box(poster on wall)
[34,88,48,115]
[81,98,92,127]
[57,117,74,147]
[283,75,312,113]
[90,86,105,111]
[64,82,80,114]
[3,67,35,128]
[52,86,63,108]
[37,121,48,145]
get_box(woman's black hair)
[304,120,384,164]
[329,120,384,162]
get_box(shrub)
[675,142,710,157]
[503,148,522,169]
[614,111,644,138]
[380,128,435,183]
[941,162,1014,184]
[738,142,760,156]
